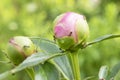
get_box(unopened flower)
[54,12,89,50]
[7,36,36,65]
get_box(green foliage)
[98,65,108,80]
[34,63,59,80]
[7,44,25,65]
[0,38,74,80]
[0,0,120,80]
[98,63,120,80]
[107,62,120,80]
[1,35,120,80]
[32,38,74,80]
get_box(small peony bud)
[54,12,89,50]
[7,36,36,65]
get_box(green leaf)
[50,55,74,80]
[31,38,62,53]
[114,70,120,80]
[98,65,108,80]
[34,62,59,80]
[39,39,61,53]
[0,71,12,80]
[83,76,96,80]
[12,52,64,73]
[107,62,120,80]
[84,34,120,48]
[25,68,35,80]
[31,38,74,80]
[34,65,47,80]
[0,52,65,80]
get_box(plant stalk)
[69,51,81,80]
[25,68,34,80]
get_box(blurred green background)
[0,0,120,80]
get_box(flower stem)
[25,68,34,80]
[69,51,81,80]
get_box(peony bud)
[54,12,89,50]
[7,36,36,65]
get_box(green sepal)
[7,45,25,65]
[56,37,75,50]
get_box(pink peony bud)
[54,12,89,49]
